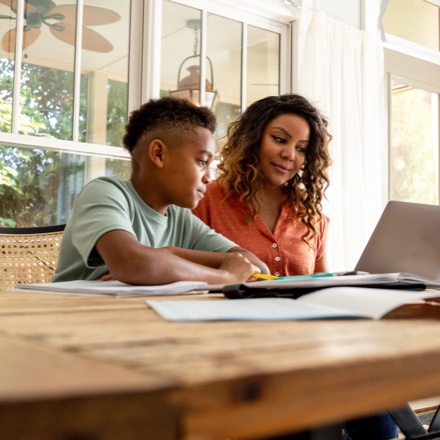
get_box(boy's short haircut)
[123,96,217,154]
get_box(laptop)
[354,200,440,281]
[198,200,440,296]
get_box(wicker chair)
[0,225,65,289]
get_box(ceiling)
[0,0,130,78]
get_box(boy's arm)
[96,229,259,285]
[163,246,270,274]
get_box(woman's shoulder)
[206,180,243,205]
[204,180,227,200]
[205,180,222,193]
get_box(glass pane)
[0,1,129,145]
[0,144,130,227]
[20,63,82,139]
[161,1,281,150]
[14,0,77,138]
[207,14,242,143]
[161,1,202,99]
[81,0,130,147]
[246,25,280,106]
[390,78,439,204]
[106,79,128,147]
[383,0,440,51]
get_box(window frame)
[0,0,294,163]
[384,41,440,200]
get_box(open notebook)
[147,287,440,321]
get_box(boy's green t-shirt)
[53,176,237,282]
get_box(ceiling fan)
[0,0,120,53]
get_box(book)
[15,279,207,297]
[147,287,440,321]
[196,272,440,298]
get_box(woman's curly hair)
[217,93,332,245]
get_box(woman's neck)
[254,186,288,233]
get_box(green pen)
[276,273,334,281]
[276,271,368,281]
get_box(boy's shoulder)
[77,176,138,207]
[84,175,123,188]
[81,176,131,195]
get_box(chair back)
[0,225,65,289]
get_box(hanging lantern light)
[169,19,219,110]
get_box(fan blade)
[0,0,16,10]
[50,5,120,26]
[0,14,13,18]
[50,22,113,53]
[1,27,15,52]
[1,26,40,52]
[0,0,37,13]
[23,26,40,48]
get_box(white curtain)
[296,9,388,272]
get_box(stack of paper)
[15,280,207,297]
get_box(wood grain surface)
[2,289,440,439]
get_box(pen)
[276,271,369,280]
[276,273,334,281]
[251,271,369,281]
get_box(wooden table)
[2,288,440,440]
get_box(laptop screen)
[354,200,440,280]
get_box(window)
[0,0,289,227]
[382,0,439,52]
[0,0,132,227]
[382,0,440,205]
[160,0,285,150]
[389,78,439,204]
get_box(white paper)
[15,279,207,296]
[147,287,440,321]
[147,297,362,321]
[299,287,439,319]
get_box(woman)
[193,93,331,277]
[193,93,398,440]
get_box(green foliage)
[106,80,128,147]
[17,61,89,140]
[0,58,129,227]
[0,146,83,227]
[390,88,438,204]
[0,58,86,226]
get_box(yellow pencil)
[251,273,279,280]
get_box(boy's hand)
[219,252,260,283]
[100,273,115,281]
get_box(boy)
[53,97,268,284]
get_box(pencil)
[252,273,279,280]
